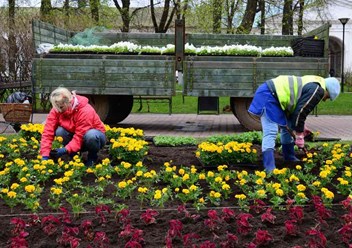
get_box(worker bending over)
[248,75,340,172]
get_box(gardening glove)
[303,126,314,142]
[42,156,49,161]
[49,148,67,159]
[295,132,305,148]
[304,127,312,136]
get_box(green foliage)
[132,92,352,115]
[153,136,198,147]
[316,93,352,115]
[206,131,263,144]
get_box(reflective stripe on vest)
[272,75,325,113]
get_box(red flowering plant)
[250,199,266,214]
[260,207,276,224]
[10,217,29,248]
[119,224,145,246]
[337,222,352,246]
[221,207,236,223]
[93,231,110,248]
[285,219,299,236]
[9,230,29,248]
[289,206,304,223]
[140,209,159,225]
[311,195,332,225]
[116,208,131,227]
[220,232,239,247]
[95,204,111,224]
[306,227,327,248]
[167,219,183,238]
[41,215,61,236]
[236,213,253,236]
[338,196,352,246]
[56,226,80,248]
[165,219,183,247]
[182,232,201,247]
[177,204,200,221]
[252,229,273,246]
[80,220,94,242]
[204,209,221,231]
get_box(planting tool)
[285,126,308,154]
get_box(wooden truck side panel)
[32,54,175,96]
[182,23,330,97]
[183,56,328,97]
[32,21,73,50]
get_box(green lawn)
[132,92,352,115]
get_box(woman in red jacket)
[40,87,106,166]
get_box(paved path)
[1,113,352,140]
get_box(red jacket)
[40,95,105,157]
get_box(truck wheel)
[105,95,133,124]
[230,97,262,131]
[86,95,109,121]
[86,95,133,124]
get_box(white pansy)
[50,42,294,57]
[262,46,293,57]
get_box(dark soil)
[0,145,351,248]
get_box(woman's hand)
[49,148,67,159]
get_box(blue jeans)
[261,109,294,152]
[55,126,106,154]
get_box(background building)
[263,1,351,79]
[305,1,352,79]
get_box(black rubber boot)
[262,149,275,172]
[282,143,300,162]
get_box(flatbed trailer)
[32,20,330,130]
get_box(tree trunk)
[259,0,265,34]
[112,0,131,32]
[89,0,100,24]
[236,0,258,34]
[225,0,239,34]
[8,0,17,82]
[40,0,52,21]
[297,0,304,35]
[63,0,70,26]
[150,0,176,33]
[213,0,223,33]
[282,0,293,35]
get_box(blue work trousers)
[55,126,106,154]
[261,109,295,152]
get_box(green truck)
[31,20,330,130]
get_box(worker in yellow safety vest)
[248,75,340,172]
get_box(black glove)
[49,148,67,159]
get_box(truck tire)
[105,95,133,124]
[86,95,109,121]
[86,95,133,124]
[230,97,262,131]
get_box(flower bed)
[0,123,351,247]
[49,42,294,57]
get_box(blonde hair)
[50,87,73,112]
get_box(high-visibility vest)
[272,75,326,113]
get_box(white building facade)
[305,1,352,78]
[263,0,352,79]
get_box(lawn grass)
[132,92,352,115]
